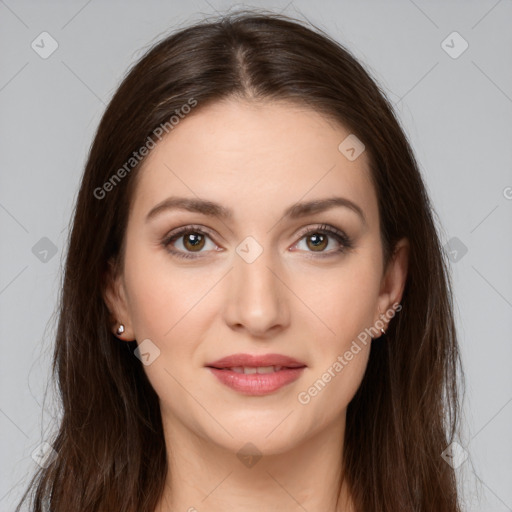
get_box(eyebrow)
[145,196,366,225]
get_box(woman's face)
[105,98,408,455]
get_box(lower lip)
[207,367,306,395]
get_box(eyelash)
[161,223,353,260]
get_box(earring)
[380,327,386,335]
[116,324,125,335]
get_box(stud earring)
[116,324,125,335]
[380,327,386,335]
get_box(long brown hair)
[17,9,464,511]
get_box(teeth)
[228,366,283,374]
[255,366,274,374]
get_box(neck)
[155,411,355,512]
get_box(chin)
[197,411,312,457]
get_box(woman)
[17,10,464,511]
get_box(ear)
[375,237,409,329]
[102,257,135,341]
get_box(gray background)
[1,0,511,510]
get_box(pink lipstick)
[205,353,306,396]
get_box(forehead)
[130,99,378,228]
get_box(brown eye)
[292,224,353,258]
[183,232,205,251]
[162,226,220,259]
[306,233,328,251]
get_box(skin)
[104,98,409,511]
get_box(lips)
[206,353,306,369]
[205,353,307,395]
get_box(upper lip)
[206,353,306,369]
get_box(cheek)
[302,344,371,421]
[124,247,219,340]
[292,256,380,406]
[122,255,218,413]
[296,271,375,416]
[296,259,381,346]
[122,252,225,403]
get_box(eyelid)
[164,224,217,240]
[293,223,347,241]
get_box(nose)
[222,246,290,338]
